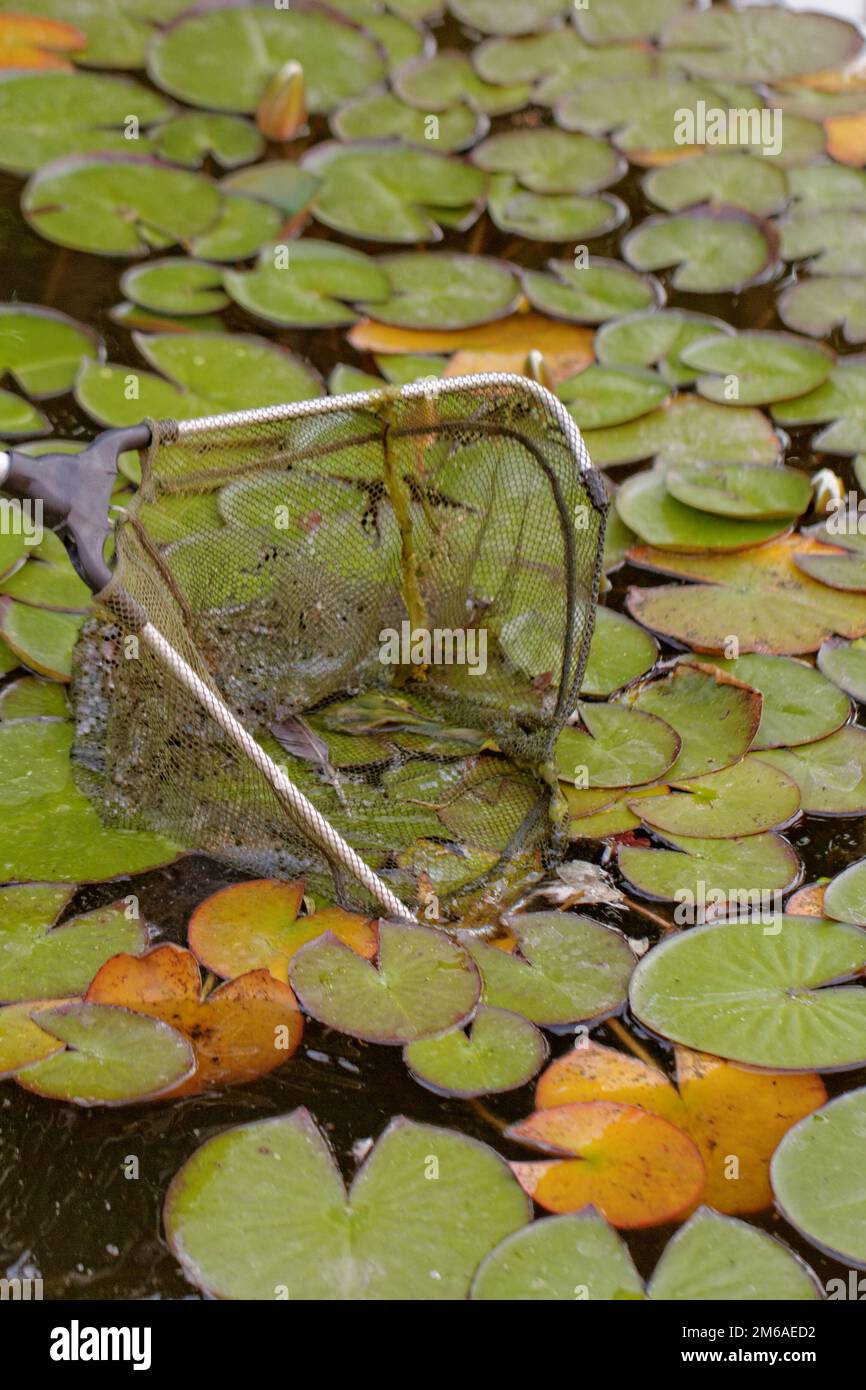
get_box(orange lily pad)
[785,881,827,916]
[0,997,68,1077]
[824,111,866,165]
[0,15,87,68]
[507,1100,704,1228]
[535,1040,826,1214]
[187,878,377,983]
[347,312,594,371]
[85,944,302,1097]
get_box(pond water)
[2,0,866,1300]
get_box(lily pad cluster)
[5,0,866,1301]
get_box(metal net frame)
[71,374,607,919]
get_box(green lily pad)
[596,308,735,386]
[712,652,851,749]
[462,911,635,1028]
[448,0,567,35]
[486,173,625,242]
[376,352,446,385]
[643,152,789,218]
[661,5,862,83]
[623,209,778,294]
[795,546,866,592]
[773,358,866,455]
[471,1211,644,1301]
[630,660,762,780]
[221,161,320,216]
[393,49,529,115]
[818,635,866,704]
[823,858,866,927]
[17,1001,194,1104]
[626,538,866,655]
[756,726,866,816]
[523,257,660,326]
[556,77,762,160]
[630,915,866,1070]
[0,637,18,675]
[585,395,780,469]
[789,162,866,208]
[577,0,689,44]
[0,538,92,612]
[778,208,866,277]
[148,5,385,114]
[0,391,48,438]
[224,240,389,330]
[630,755,800,839]
[354,8,426,67]
[0,719,74,805]
[358,253,520,331]
[404,1005,546,1097]
[302,140,485,243]
[580,606,658,697]
[771,1088,866,1268]
[0,598,82,680]
[779,277,866,346]
[471,128,624,195]
[187,191,282,263]
[289,921,480,1044]
[0,883,145,1003]
[0,70,172,175]
[0,527,26,582]
[473,26,657,105]
[555,702,680,789]
[680,331,833,407]
[165,1109,530,1299]
[557,366,669,431]
[0,718,180,883]
[76,331,321,428]
[331,92,482,152]
[153,112,264,169]
[120,259,228,317]
[109,303,225,336]
[618,831,800,907]
[22,154,222,257]
[664,461,812,519]
[0,304,100,397]
[615,468,792,550]
[646,1207,820,1301]
[0,675,68,720]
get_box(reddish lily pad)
[187,879,377,983]
[86,944,302,1096]
[507,1101,705,1228]
[537,1040,825,1215]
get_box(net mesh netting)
[71,376,607,918]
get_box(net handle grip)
[0,423,152,592]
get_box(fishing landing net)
[71,375,607,921]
